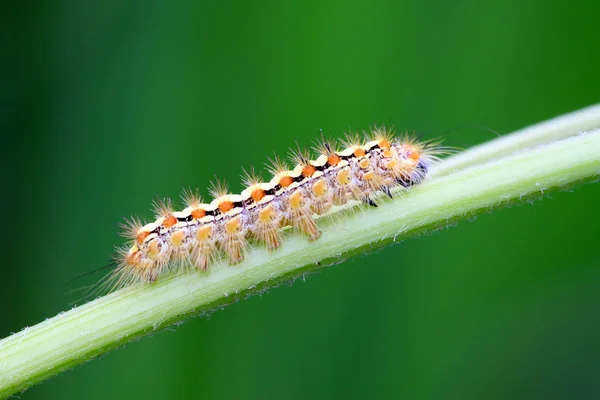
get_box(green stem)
[432,103,600,177]
[1,111,600,399]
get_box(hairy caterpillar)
[108,127,444,289]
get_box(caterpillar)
[109,126,444,289]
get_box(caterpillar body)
[111,127,443,289]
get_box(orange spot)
[147,239,161,257]
[191,208,206,219]
[196,226,212,241]
[312,179,327,197]
[354,148,366,158]
[364,171,375,181]
[409,152,421,161]
[136,231,150,244]
[225,217,241,234]
[327,154,341,166]
[359,159,370,169]
[219,201,235,213]
[126,248,141,265]
[279,175,294,188]
[171,230,185,246]
[163,216,177,228]
[337,169,351,185]
[302,164,316,177]
[382,149,393,158]
[251,189,266,202]
[259,206,275,223]
[386,159,398,169]
[289,191,303,209]
[378,139,391,149]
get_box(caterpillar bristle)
[241,166,263,188]
[265,154,289,177]
[181,188,202,208]
[119,217,143,240]
[341,131,364,149]
[153,197,174,219]
[208,177,229,199]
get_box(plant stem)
[432,103,600,177]
[1,112,600,399]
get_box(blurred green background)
[2,0,600,399]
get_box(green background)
[2,1,600,399]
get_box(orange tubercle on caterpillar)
[162,216,178,229]
[107,125,447,290]
[136,231,149,244]
[251,189,266,202]
[191,208,206,219]
[301,164,317,178]
[278,175,294,188]
[327,154,341,166]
